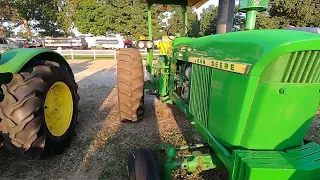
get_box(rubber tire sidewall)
[41,64,78,153]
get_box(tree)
[0,26,13,36]
[232,5,245,31]
[57,0,80,36]
[256,12,281,30]
[166,5,200,38]
[0,0,64,37]
[199,5,219,36]
[256,0,320,29]
[7,0,42,37]
[72,0,166,40]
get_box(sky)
[195,0,219,16]
[195,0,239,17]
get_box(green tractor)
[117,0,320,179]
[0,48,79,159]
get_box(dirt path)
[0,60,319,180]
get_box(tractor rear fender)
[0,48,71,74]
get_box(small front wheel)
[127,149,161,180]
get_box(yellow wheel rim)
[44,81,73,137]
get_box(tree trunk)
[216,0,229,34]
[227,0,236,32]
[23,19,32,37]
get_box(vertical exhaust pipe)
[227,0,236,32]
[216,0,236,34]
[216,0,229,34]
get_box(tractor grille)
[282,51,320,83]
[189,64,213,127]
[261,51,320,83]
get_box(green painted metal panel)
[205,69,260,147]
[231,142,320,180]
[239,0,269,12]
[239,82,320,150]
[0,48,69,73]
[173,29,320,76]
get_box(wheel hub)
[44,81,73,137]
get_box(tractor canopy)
[135,0,208,8]
[174,29,320,151]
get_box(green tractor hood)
[174,29,320,76]
[175,29,320,151]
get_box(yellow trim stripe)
[188,56,251,75]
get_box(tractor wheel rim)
[44,81,73,137]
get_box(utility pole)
[227,0,236,32]
[216,0,236,34]
[216,0,229,34]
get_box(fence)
[54,49,160,60]
[54,49,117,60]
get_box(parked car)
[9,38,44,48]
[91,37,125,50]
[283,27,320,34]
[0,37,22,53]
[23,38,45,48]
[9,38,28,47]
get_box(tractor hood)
[174,29,320,76]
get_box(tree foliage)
[1,0,320,38]
[199,4,218,36]
[165,5,200,37]
[0,0,64,37]
[72,0,166,40]
[256,0,320,29]
[57,0,79,36]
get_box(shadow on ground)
[69,60,93,74]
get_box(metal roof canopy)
[135,0,208,8]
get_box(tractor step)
[232,142,320,180]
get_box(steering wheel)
[167,23,188,41]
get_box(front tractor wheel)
[117,49,144,121]
[0,60,79,159]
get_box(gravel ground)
[0,59,319,180]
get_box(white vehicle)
[91,37,125,50]
[283,27,320,34]
[0,37,21,53]
[9,38,28,47]
[44,37,88,50]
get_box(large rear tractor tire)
[117,49,144,121]
[127,149,161,180]
[0,60,79,159]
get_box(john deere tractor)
[117,0,320,179]
[0,48,79,159]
